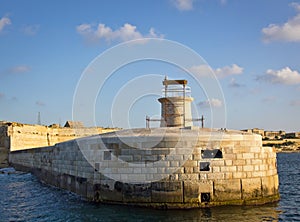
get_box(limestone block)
[184,167,194,174]
[259,165,268,171]
[220,166,237,172]
[213,179,241,201]
[176,148,194,155]
[167,154,184,161]
[222,147,233,154]
[261,176,276,196]
[225,160,233,166]
[232,172,247,179]
[243,165,254,172]
[75,177,87,197]
[192,154,201,160]
[251,159,263,165]
[183,160,198,167]
[222,153,236,160]
[212,166,220,173]
[250,146,261,153]
[184,181,212,203]
[211,160,225,166]
[170,161,180,167]
[119,155,133,162]
[242,153,255,159]
[151,181,183,203]
[207,172,225,180]
[225,172,233,179]
[233,159,246,166]
[178,173,199,181]
[93,182,123,202]
[241,178,262,199]
[199,173,209,180]
[122,183,151,203]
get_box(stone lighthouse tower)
[158,77,194,127]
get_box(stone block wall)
[0,125,10,168]
[9,128,280,208]
[0,122,119,167]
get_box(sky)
[0,0,300,132]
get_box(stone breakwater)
[9,127,279,209]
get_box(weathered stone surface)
[242,178,262,199]
[214,179,241,201]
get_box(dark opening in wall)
[201,193,210,202]
[200,162,210,171]
[103,151,112,160]
[94,163,99,172]
[201,149,223,159]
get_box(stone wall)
[0,125,10,168]
[9,128,280,208]
[0,122,119,167]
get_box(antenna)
[37,112,41,125]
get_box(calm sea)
[0,153,299,222]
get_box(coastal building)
[285,132,300,139]
[264,131,286,139]
[241,128,264,137]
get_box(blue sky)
[0,0,300,132]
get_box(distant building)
[241,128,264,137]
[264,130,285,139]
[285,132,300,139]
[241,128,287,139]
[64,121,84,128]
[252,128,265,137]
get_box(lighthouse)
[158,77,194,127]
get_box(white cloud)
[76,23,163,43]
[260,67,300,85]
[229,78,244,88]
[188,64,212,77]
[188,64,243,78]
[8,65,31,74]
[0,92,4,98]
[262,3,300,42]
[199,98,222,108]
[21,24,40,36]
[172,0,194,11]
[0,16,11,32]
[215,64,243,78]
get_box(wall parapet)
[0,121,119,167]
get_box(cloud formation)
[215,64,243,78]
[76,23,163,43]
[172,0,194,11]
[229,78,244,88]
[188,64,243,78]
[259,67,300,85]
[199,98,223,108]
[262,3,300,42]
[0,16,11,32]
